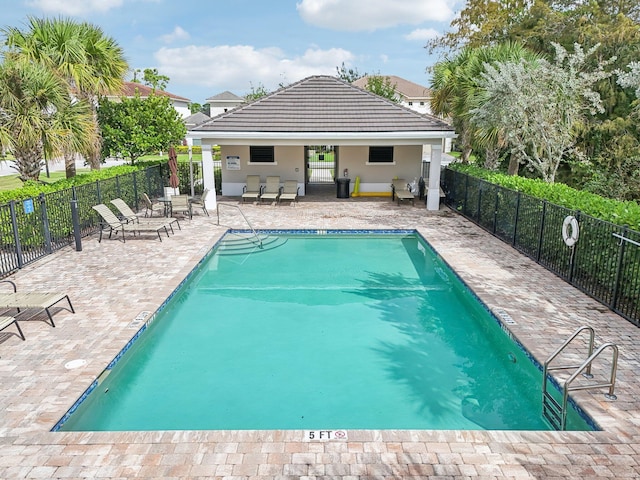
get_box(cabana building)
[187,75,455,211]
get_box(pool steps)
[217,233,287,255]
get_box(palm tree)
[3,17,128,177]
[0,58,95,181]
[430,42,541,170]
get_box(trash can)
[336,177,350,198]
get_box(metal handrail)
[543,326,595,379]
[216,202,263,249]
[559,343,619,429]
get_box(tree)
[430,42,540,167]
[188,102,203,114]
[3,17,128,177]
[141,68,169,90]
[470,44,612,183]
[365,75,398,102]
[618,62,640,99]
[336,62,365,83]
[0,58,95,181]
[98,92,186,164]
[244,82,269,102]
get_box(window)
[408,101,413,106]
[250,146,275,163]
[368,146,394,163]
[420,101,425,106]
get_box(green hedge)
[448,164,640,231]
[0,162,159,205]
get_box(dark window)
[408,101,413,106]
[250,146,275,163]
[369,146,394,163]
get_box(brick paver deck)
[0,192,638,479]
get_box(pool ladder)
[541,326,618,430]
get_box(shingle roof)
[353,75,432,100]
[115,82,190,102]
[184,112,210,127]
[205,91,244,102]
[192,75,451,133]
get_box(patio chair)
[260,176,281,204]
[190,188,210,216]
[141,193,164,217]
[391,179,415,206]
[110,198,180,233]
[0,280,74,328]
[170,194,192,220]
[242,175,262,203]
[0,315,24,340]
[92,204,170,242]
[278,180,299,205]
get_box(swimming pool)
[56,231,594,431]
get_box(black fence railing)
[442,168,640,327]
[0,164,168,277]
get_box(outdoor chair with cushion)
[391,179,415,206]
[170,194,192,220]
[0,279,74,328]
[190,188,210,216]
[110,198,180,233]
[260,176,281,204]
[92,204,170,242]
[242,175,262,203]
[0,315,24,340]
[278,180,299,205]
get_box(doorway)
[306,145,336,184]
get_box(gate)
[306,145,336,184]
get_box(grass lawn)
[0,169,91,191]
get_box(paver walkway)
[0,193,638,479]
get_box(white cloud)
[296,0,456,31]
[155,44,354,93]
[404,28,440,41]
[161,26,190,44]
[27,0,123,15]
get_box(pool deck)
[0,190,639,479]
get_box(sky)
[2,0,463,104]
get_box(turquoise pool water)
[58,232,594,431]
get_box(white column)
[201,144,217,210]
[426,141,443,211]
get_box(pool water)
[58,232,594,431]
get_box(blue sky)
[3,0,463,104]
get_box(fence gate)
[306,145,336,184]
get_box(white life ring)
[562,215,580,247]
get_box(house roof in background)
[205,91,244,102]
[192,75,451,134]
[184,112,211,127]
[352,75,432,100]
[113,82,191,102]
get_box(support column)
[201,144,217,210]
[426,142,443,211]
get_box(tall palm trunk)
[64,151,77,178]
[13,143,43,181]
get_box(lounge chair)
[190,188,210,216]
[242,175,262,203]
[92,204,170,242]
[391,179,415,206]
[0,280,74,328]
[110,198,180,233]
[170,194,192,219]
[260,176,281,204]
[0,315,24,340]
[278,180,299,204]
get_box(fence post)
[567,210,580,283]
[463,173,469,217]
[513,191,521,246]
[133,173,139,211]
[611,225,628,311]
[96,180,102,204]
[493,186,499,235]
[39,193,53,254]
[476,180,483,222]
[9,201,24,269]
[536,200,547,262]
[115,175,121,199]
[70,199,82,252]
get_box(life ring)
[562,215,579,247]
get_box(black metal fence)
[0,164,167,277]
[442,168,640,327]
